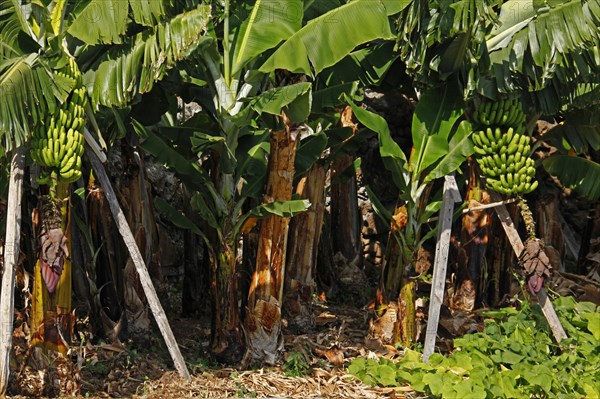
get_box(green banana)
[60,155,77,174]
[478,130,491,146]
[527,180,539,192]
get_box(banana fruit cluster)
[471,98,526,127]
[31,56,86,183]
[470,98,538,196]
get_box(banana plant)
[393,0,600,310]
[138,0,410,364]
[343,76,474,346]
[0,0,213,382]
[397,0,600,191]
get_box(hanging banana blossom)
[518,202,552,294]
[39,195,69,294]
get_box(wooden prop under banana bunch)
[470,98,551,295]
[29,55,86,354]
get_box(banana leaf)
[67,0,167,44]
[410,80,465,177]
[251,82,312,116]
[543,108,600,153]
[425,119,474,183]
[542,155,600,201]
[345,96,410,192]
[259,0,405,75]
[294,132,328,176]
[231,0,303,75]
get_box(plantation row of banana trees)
[0,0,599,392]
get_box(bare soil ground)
[8,299,417,398]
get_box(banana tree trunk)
[451,163,491,311]
[284,164,326,332]
[30,182,74,355]
[330,154,360,260]
[211,241,244,364]
[88,177,127,341]
[534,190,565,272]
[182,196,208,317]
[0,147,25,396]
[372,233,415,346]
[86,145,190,380]
[244,122,299,365]
[118,146,158,332]
[486,204,519,306]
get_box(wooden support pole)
[489,192,567,344]
[86,145,191,380]
[423,175,461,363]
[0,147,25,395]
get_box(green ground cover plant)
[349,296,600,398]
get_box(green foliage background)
[349,297,600,399]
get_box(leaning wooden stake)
[0,147,26,396]
[490,192,567,343]
[86,145,191,380]
[423,175,461,363]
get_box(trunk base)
[243,297,284,366]
[213,329,245,365]
[283,279,315,333]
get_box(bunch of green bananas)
[471,98,526,127]
[471,127,538,195]
[31,57,86,184]
[470,98,538,196]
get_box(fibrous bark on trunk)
[87,145,190,380]
[369,204,415,348]
[330,154,360,260]
[211,243,244,364]
[284,164,326,332]
[88,178,127,342]
[244,120,299,365]
[330,106,361,262]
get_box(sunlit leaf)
[232,0,303,75]
[259,0,406,75]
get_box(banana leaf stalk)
[451,161,491,310]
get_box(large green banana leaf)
[83,6,211,109]
[425,119,473,183]
[250,82,312,116]
[231,0,303,75]
[0,53,64,149]
[410,81,465,177]
[294,131,328,176]
[485,0,600,93]
[259,0,407,75]
[543,108,600,154]
[319,41,400,87]
[543,155,600,201]
[67,0,166,44]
